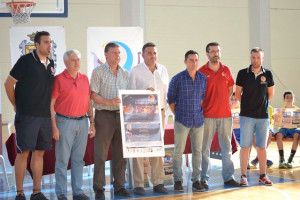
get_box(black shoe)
[114,188,131,197]
[153,184,168,193]
[57,195,68,200]
[192,181,205,192]
[95,190,105,200]
[73,193,89,200]
[224,179,240,187]
[133,187,146,195]
[30,193,48,200]
[200,180,209,189]
[174,181,184,192]
[15,194,26,200]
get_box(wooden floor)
[1,124,300,200]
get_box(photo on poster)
[119,90,165,158]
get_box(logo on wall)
[91,41,142,71]
[19,32,58,69]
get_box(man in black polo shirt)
[235,47,274,187]
[4,31,54,200]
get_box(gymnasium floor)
[1,124,300,200]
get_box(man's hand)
[52,127,60,140]
[89,124,96,138]
[108,97,121,106]
[147,87,155,92]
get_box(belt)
[56,113,86,120]
[99,110,120,114]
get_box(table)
[6,125,238,176]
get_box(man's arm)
[169,103,176,115]
[268,86,274,101]
[235,86,243,102]
[228,86,233,97]
[90,91,121,107]
[50,98,60,140]
[4,76,17,112]
[87,95,95,138]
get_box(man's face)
[230,95,240,109]
[206,45,221,63]
[36,35,52,57]
[142,46,157,67]
[250,51,264,69]
[105,47,121,65]
[65,53,80,73]
[184,54,199,71]
[283,94,294,105]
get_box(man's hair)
[185,50,198,60]
[104,42,120,53]
[283,91,295,99]
[206,42,220,53]
[63,50,81,61]
[250,47,264,54]
[142,42,156,53]
[34,31,50,45]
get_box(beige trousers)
[132,110,165,188]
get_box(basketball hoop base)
[6,1,36,24]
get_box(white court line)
[265,186,291,200]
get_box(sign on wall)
[9,26,66,75]
[87,27,144,79]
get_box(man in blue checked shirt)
[168,50,207,192]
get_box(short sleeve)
[51,76,60,99]
[235,70,244,87]
[90,68,101,93]
[10,56,27,81]
[267,71,275,87]
[226,67,234,87]
[167,75,178,104]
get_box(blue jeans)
[239,116,269,148]
[55,115,88,196]
[201,118,234,182]
[173,121,204,182]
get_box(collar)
[142,62,157,72]
[105,62,121,71]
[203,61,225,71]
[247,65,266,73]
[63,69,80,80]
[32,50,51,65]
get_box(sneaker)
[174,181,184,192]
[251,158,259,167]
[200,180,209,189]
[259,175,273,186]
[153,184,168,193]
[30,193,48,200]
[57,195,68,200]
[114,188,131,197]
[15,193,26,200]
[286,162,293,168]
[240,176,248,187]
[192,181,205,192]
[133,187,146,195]
[95,190,105,200]
[279,160,287,169]
[224,179,240,187]
[266,160,273,168]
[73,193,89,200]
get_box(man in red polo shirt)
[198,42,239,189]
[50,50,95,200]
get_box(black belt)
[99,110,120,114]
[56,113,86,120]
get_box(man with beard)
[235,47,274,186]
[198,42,239,189]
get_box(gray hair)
[63,49,81,61]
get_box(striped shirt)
[90,62,129,111]
[168,69,207,128]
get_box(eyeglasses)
[208,51,220,55]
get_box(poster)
[232,108,240,129]
[163,145,174,185]
[119,90,165,158]
[9,26,66,75]
[274,108,300,128]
